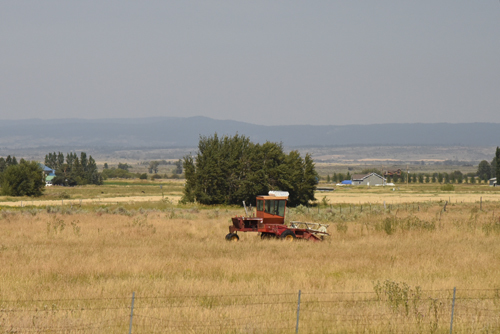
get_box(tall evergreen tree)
[449,172,456,184]
[337,173,345,183]
[496,147,500,182]
[444,172,450,184]
[477,160,491,181]
[174,159,183,174]
[57,152,65,167]
[182,155,196,203]
[80,152,88,171]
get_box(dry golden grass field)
[1,183,500,333]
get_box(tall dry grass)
[1,201,500,332]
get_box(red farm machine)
[225,191,330,242]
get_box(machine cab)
[256,191,289,225]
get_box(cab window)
[257,200,264,212]
[264,199,286,216]
[265,200,272,214]
[278,200,285,217]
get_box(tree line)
[100,160,183,180]
[326,171,490,184]
[45,152,103,186]
[325,147,500,185]
[182,134,318,207]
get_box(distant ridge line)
[0,117,498,148]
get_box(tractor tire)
[225,233,239,242]
[280,230,296,241]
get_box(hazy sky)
[1,1,499,126]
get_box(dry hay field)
[1,186,500,333]
[318,183,500,206]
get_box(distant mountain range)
[0,117,498,149]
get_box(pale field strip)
[0,192,498,207]
[0,195,182,207]
[320,192,500,204]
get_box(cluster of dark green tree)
[0,156,45,196]
[0,155,18,172]
[477,147,500,182]
[147,160,182,175]
[182,134,318,207]
[45,152,102,186]
[101,160,182,180]
[101,162,137,179]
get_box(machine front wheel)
[280,230,296,241]
[225,233,239,242]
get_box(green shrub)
[373,280,421,316]
[377,216,436,235]
[1,160,45,197]
[440,184,455,191]
[102,168,135,179]
[336,221,348,234]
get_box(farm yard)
[0,179,500,332]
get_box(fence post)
[295,290,301,334]
[129,291,135,334]
[450,287,456,334]
[480,197,482,211]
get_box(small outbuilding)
[39,164,56,186]
[352,173,386,186]
[489,178,497,187]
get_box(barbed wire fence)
[1,287,499,333]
